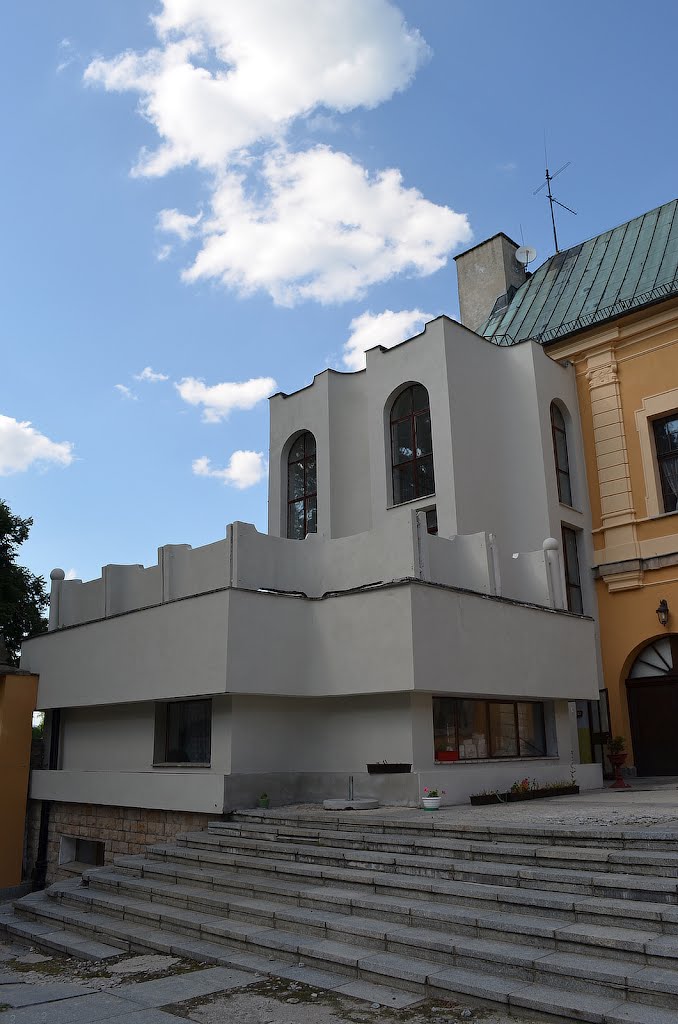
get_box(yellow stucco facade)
[0,668,38,887]
[548,298,678,771]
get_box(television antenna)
[533,160,576,253]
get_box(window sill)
[387,493,436,511]
[559,502,582,515]
[59,860,100,874]
[152,762,211,768]
[434,755,558,764]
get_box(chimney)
[454,232,527,334]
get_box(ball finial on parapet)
[50,568,66,581]
[542,537,559,552]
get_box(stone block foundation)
[26,800,221,885]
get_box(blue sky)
[2,0,677,585]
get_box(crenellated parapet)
[47,512,567,631]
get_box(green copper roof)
[481,198,678,346]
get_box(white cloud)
[0,414,74,476]
[84,2,472,305]
[182,148,470,305]
[157,243,173,261]
[85,1,428,175]
[157,208,202,241]
[176,375,276,422]
[114,383,138,400]
[64,568,79,581]
[134,366,169,382]
[193,451,266,489]
[343,308,434,370]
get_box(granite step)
[161,834,678,904]
[51,875,678,973]
[76,867,678,1006]
[110,852,678,933]
[12,882,678,1018]
[226,811,678,851]
[211,821,678,876]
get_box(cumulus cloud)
[134,366,169,382]
[114,383,137,400]
[193,451,266,488]
[84,1,472,305]
[64,568,79,581]
[175,375,276,422]
[0,414,74,476]
[343,308,434,370]
[183,148,469,305]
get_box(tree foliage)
[0,499,48,664]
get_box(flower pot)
[470,792,506,806]
[257,798,270,809]
[422,796,442,810]
[435,750,460,762]
[366,763,412,774]
[608,751,631,790]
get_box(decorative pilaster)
[585,348,641,584]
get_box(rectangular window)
[154,699,212,765]
[59,836,105,867]
[561,526,583,614]
[653,413,678,513]
[425,507,438,535]
[433,698,546,760]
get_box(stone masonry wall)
[26,801,221,885]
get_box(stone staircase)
[5,808,678,1022]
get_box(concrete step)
[3,891,124,960]
[227,810,678,851]
[12,881,678,1019]
[78,867,678,1007]
[111,853,678,935]
[52,873,678,972]
[211,820,678,876]
[163,833,678,904]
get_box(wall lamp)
[656,599,670,628]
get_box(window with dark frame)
[425,507,438,535]
[550,403,573,506]
[652,412,678,513]
[154,699,212,765]
[390,384,435,505]
[287,431,318,539]
[433,697,547,760]
[561,525,583,614]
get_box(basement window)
[59,836,105,868]
[153,698,212,766]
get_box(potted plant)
[470,789,505,806]
[422,787,445,810]
[257,792,270,809]
[607,736,631,790]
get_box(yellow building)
[0,654,38,888]
[474,199,678,775]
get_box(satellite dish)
[515,245,537,267]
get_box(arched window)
[390,384,435,505]
[287,432,317,539]
[551,403,572,506]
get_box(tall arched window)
[390,383,435,505]
[551,403,573,506]
[287,431,317,539]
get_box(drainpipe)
[32,708,60,890]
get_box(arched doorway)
[626,636,678,776]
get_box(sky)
[2,0,677,586]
